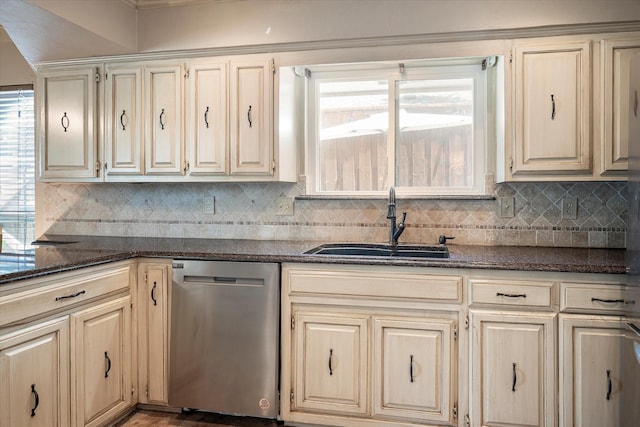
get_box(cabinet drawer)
[469,279,555,309]
[561,283,633,314]
[0,264,132,327]
[286,266,462,303]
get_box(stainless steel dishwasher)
[169,260,280,418]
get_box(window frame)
[305,58,490,197]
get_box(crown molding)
[122,0,237,9]
[33,20,640,67]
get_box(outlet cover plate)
[276,197,294,216]
[498,197,515,218]
[562,197,578,219]
[203,196,215,215]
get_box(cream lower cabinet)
[282,263,462,427]
[293,311,369,416]
[559,315,640,427]
[373,317,456,424]
[470,311,556,427]
[71,296,132,427]
[0,317,70,427]
[137,261,171,406]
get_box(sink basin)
[304,243,449,259]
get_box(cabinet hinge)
[144,272,148,283]
[183,161,190,174]
[291,316,295,329]
[290,390,294,403]
[104,162,108,171]
[271,59,276,74]
[184,68,190,79]
[509,53,513,64]
[465,315,469,330]
[95,71,101,83]
[145,385,149,397]
[465,413,470,427]
[272,160,277,172]
[131,387,135,396]
[509,157,514,171]
[453,403,458,419]
[95,161,101,171]
[454,326,458,341]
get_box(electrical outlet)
[276,197,294,216]
[498,197,515,218]
[203,196,215,215]
[562,197,578,219]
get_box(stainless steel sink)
[304,243,449,259]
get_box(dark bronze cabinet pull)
[247,105,253,128]
[551,94,556,120]
[204,106,210,128]
[512,363,517,392]
[634,90,638,118]
[55,290,86,301]
[120,110,127,131]
[606,369,612,400]
[497,292,527,299]
[61,112,69,132]
[30,384,39,417]
[105,351,111,378]
[591,297,625,304]
[410,354,415,383]
[328,348,333,376]
[151,281,157,306]
[159,108,165,130]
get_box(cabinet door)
[602,40,640,174]
[229,59,273,175]
[513,41,591,175]
[0,318,70,427]
[373,317,456,425]
[187,62,228,175]
[470,311,556,427]
[137,263,170,405]
[105,65,144,177]
[560,315,640,427]
[293,312,368,415]
[38,67,100,181]
[145,65,184,175]
[71,297,132,427]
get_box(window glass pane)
[317,79,390,192]
[0,89,35,252]
[395,78,474,188]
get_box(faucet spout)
[387,187,407,246]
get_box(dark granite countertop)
[0,235,627,286]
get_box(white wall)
[0,27,34,86]
[138,0,640,53]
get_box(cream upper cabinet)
[137,261,171,406]
[373,317,456,425]
[293,311,369,416]
[104,65,144,178]
[37,66,101,182]
[186,62,228,175]
[71,296,132,427]
[145,65,185,176]
[559,315,640,427]
[512,40,592,178]
[470,311,556,427]
[229,59,274,176]
[601,38,640,175]
[0,317,70,427]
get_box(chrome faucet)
[387,186,407,247]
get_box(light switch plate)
[276,197,294,216]
[562,197,578,219]
[498,197,515,218]
[203,196,215,215]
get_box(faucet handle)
[438,235,455,245]
[399,212,407,226]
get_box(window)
[0,87,35,252]
[305,58,491,196]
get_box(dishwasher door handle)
[183,275,264,286]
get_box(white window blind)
[0,87,35,252]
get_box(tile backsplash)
[39,180,627,248]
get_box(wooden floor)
[114,410,284,427]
